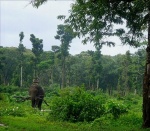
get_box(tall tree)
[55,24,76,88]
[31,0,150,127]
[19,32,24,43]
[87,47,102,90]
[132,49,146,94]
[117,51,132,96]
[18,31,25,87]
[93,45,102,89]
[30,34,43,78]
[100,55,118,92]
[51,45,60,84]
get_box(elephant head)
[29,78,45,110]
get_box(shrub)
[123,94,139,105]
[107,101,128,119]
[0,93,9,101]
[45,85,60,98]
[48,87,105,122]
[0,85,19,94]
[0,93,4,101]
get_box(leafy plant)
[0,86,19,94]
[107,101,128,119]
[48,87,105,122]
[0,93,9,101]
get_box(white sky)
[0,0,139,56]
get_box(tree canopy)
[66,0,149,47]
[31,0,149,47]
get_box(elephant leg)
[32,99,36,108]
[38,99,43,110]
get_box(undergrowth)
[0,87,146,131]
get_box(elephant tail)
[43,99,49,106]
[36,95,49,106]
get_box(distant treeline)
[0,46,145,95]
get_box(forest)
[1,0,150,130]
[0,39,146,95]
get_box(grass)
[0,114,148,131]
[0,115,94,131]
[0,92,150,131]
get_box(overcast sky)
[1,0,139,56]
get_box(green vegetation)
[0,86,147,131]
[31,0,150,127]
[1,0,150,129]
[0,46,145,95]
[48,88,105,122]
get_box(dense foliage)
[0,45,145,95]
[0,86,143,130]
[48,87,105,122]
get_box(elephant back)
[29,83,44,98]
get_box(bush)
[0,93,4,101]
[0,93,9,101]
[48,87,105,122]
[123,94,139,105]
[44,84,60,98]
[0,85,19,94]
[107,101,128,119]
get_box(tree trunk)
[51,69,53,84]
[96,78,99,89]
[62,57,66,88]
[89,80,91,89]
[134,88,137,95]
[143,10,150,128]
[20,65,23,87]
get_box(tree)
[92,46,103,89]
[18,31,25,87]
[0,48,18,85]
[31,0,150,127]
[100,55,119,93]
[134,49,146,94]
[70,52,91,87]
[117,51,132,96]
[30,34,43,78]
[87,47,103,90]
[19,31,24,43]
[55,24,76,88]
[37,50,57,86]
[51,45,61,85]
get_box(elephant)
[29,78,45,110]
